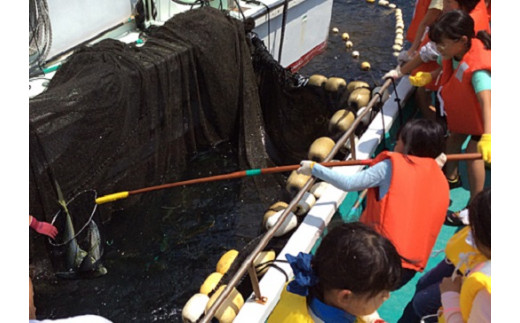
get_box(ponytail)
[476,30,491,49]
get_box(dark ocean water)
[32,1,415,322]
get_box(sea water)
[33,1,416,321]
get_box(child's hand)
[440,275,462,294]
[297,161,316,176]
[435,153,447,168]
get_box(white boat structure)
[30,0,333,94]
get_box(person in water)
[439,188,490,322]
[397,189,490,322]
[298,119,450,288]
[267,222,402,323]
[29,215,58,239]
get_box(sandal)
[447,174,462,189]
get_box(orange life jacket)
[412,0,491,91]
[406,0,431,43]
[472,0,491,34]
[360,151,449,272]
[438,38,490,135]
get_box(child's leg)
[398,260,454,323]
[466,137,486,199]
[444,133,467,181]
[415,88,436,121]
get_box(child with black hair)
[267,222,403,323]
[429,10,491,202]
[398,188,490,322]
[438,188,490,322]
[298,119,450,288]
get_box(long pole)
[95,152,481,204]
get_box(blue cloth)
[286,252,318,296]
[309,297,357,323]
[311,160,392,200]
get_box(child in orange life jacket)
[267,222,403,323]
[439,188,490,322]
[428,10,491,203]
[298,119,450,288]
[385,0,490,122]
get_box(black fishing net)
[29,7,346,283]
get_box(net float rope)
[95,151,482,205]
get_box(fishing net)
[29,7,343,276]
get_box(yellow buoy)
[395,27,404,34]
[324,77,347,92]
[269,201,289,212]
[394,39,403,46]
[308,137,335,162]
[348,87,371,110]
[216,250,239,274]
[392,44,403,51]
[393,51,400,57]
[342,32,350,41]
[395,33,403,40]
[329,109,355,133]
[366,0,375,3]
[286,170,312,194]
[352,50,360,58]
[205,285,244,323]
[200,272,224,295]
[360,61,371,71]
[265,210,298,237]
[396,21,405,29]
[182,293,210,323]
[345,40,353,49]
[388,3,397,8]
[308,74,328,87]
[332,27,339,33]
[347,80,369,93]
[253,250,276,276]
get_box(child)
[398,188,489,322]
[429,10,491,202]
[438,188,490,322]
[267,222,402,323]
[298,119,450,287]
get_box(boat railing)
[201,77,396,322]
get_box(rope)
[277,0,289,63]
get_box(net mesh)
[29,7,344,273]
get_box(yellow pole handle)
[95,191,129,204]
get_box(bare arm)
[477,89,491,134]
[408,9,442,54]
